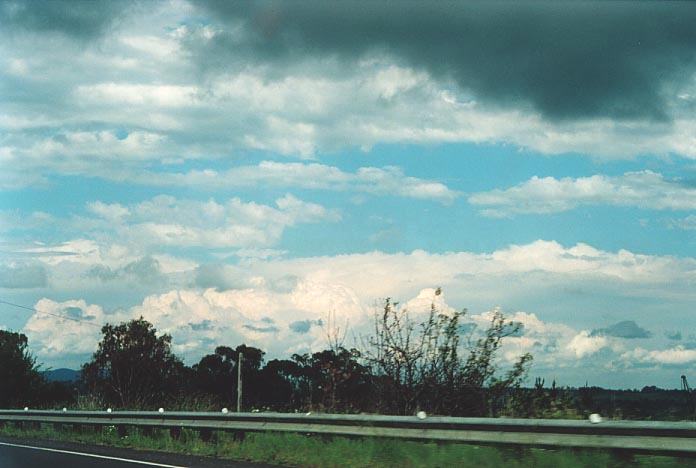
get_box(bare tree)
[362,291,532,416]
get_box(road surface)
[0,438,280,468]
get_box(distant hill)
[42,368,80,382]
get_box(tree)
[81,318,185,408]
[256,359,302,410]
[193,346,237,404]
[0,330,44,407]
[363,293,532,416]
[192,344,265,407]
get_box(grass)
[0,423,692,467]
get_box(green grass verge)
[0,423,691,467]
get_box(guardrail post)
[233,430,246,442]
[117,425,128,438]
[169,426,181,440]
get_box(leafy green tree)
[193,346,237,404]
[290,348,372,412]
[192,344,265,407]
[256,359,302,410]
[0,330,44,407]
[81,317,185,408]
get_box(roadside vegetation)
[0,423,687,468]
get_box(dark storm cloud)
[195,0,696,121]
[590,320,652,339]
[0,0,137,39]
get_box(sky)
[2,0,696,389]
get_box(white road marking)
[0,441,189,467]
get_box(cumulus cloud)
[566,331,609,359]
[17,245,696,383]
[8,234,696,381]
[19,288,524,368]
[25,278,368,363]
[24,299,108,358]
[20,283,650,378]
[469,171,696,217]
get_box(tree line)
[2,295,535,416]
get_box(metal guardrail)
[2,410,696,455]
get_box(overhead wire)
[0,298,104,328]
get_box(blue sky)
[2,1,696,388]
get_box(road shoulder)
[0,435,285,468]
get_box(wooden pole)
[237,352,243,412]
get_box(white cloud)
[5,13,696,189]
[25,299,108,357]
[469,171,696,217]
[621,346,696,365]
[87,201,130,221]
[25,280,369,363]
[18,284,635,375]
[567,331,609,358]
[19,239,137,268]
[85,194,339,249]
[75,83,197,107]
[10,233,696,378]
[130,161,458,204]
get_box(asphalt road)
[0,438,280,468]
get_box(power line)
[0,298,103,328]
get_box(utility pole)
[237,352,243,412]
